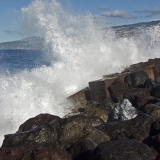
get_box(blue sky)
[0,0,160,43]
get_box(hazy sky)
[0,0,160,42]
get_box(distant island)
[0,20,160,50]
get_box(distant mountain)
[111,20,160,37]
[0,36,45,50]
[0,20,160,50]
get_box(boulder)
[108,79,129,102]
[154,66,160,84]
[124,88,150,109]
[96,113,153,141]
[68,87,91,111]
[155,85,160,98]
[17,113,61,133]
[2,119,110,150]
[0,146,72,160]
[85,104,108,122]
[68,138,95,160]
[143,103,160,121]
[63,115,105,127]
[152,133,160,154]
[124,71,149,88]
[112,99,137,121]
[91,139,155,160]
[145,78,158,95]
[97,98,117,121]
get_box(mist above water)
[0,0,160,145]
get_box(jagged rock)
[145,78,158,95]
[96,113,153,141]
[143,103,160,121]
[155,85,160,98]
[0,146,72,160]
[97,98,117,121]
[151,119,160,135]
[68,87,91,111]
[63,115,105,127]
[34,148,72,160]
[91,139,155,160]
[124,71,149,88]
[154,66,160,84]
[17,113,61,133]
[2,119,110,150]
[124,88,150,109]
[68,138,95,160]
[85,104,108,122]
[113,99,138,121]
[108,79,129,102]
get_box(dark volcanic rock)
[0,146,72,160]
[108,79,129,102]
[63,115,105,127]
[152,133,160,154]
[96,113,153,141]
[145,78,158,95]
[143,103,160,121]
[2,119,110,150]
[124,88,150,109]
[68,138,95,160]
[91,139,155,160]
[124,71,149,88]
[17,113,61,133]
[155,85,160,98]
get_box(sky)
[0,0,160,43]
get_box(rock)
[63,115,105,127]
[124,71,149,88]
[91,139,155,160]
[154,66,160,84]
[2,119,110,150]
[143,103,160,121]
[34,148,72,160]
[151,119,160,135]
[97,98,117,121]
[152,133,160,154]
[0,146,72,160]
[17,113,61,133]
[108,79,129,102]
[85,104,108,122]
[155,85,160,98]
[68,87,91,111]
[68,138,95,160]
[124,88,150,109]
[113,99,138,121]
[96,113,153,141]
[145,78,158,95]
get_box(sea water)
[0,0,160,145]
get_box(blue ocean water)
[0,50,46,73]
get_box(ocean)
[0,0,160,146]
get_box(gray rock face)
[113,99,138,121]
[92,139,155,160]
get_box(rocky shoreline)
[1,58,160,159]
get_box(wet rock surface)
[92,139,155,160]
[96,113,153,141]
[2,58,160,159]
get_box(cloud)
[3,30,23,35]
[98,6,108,10]
[101,10,137,19]
[135,8,160,17]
